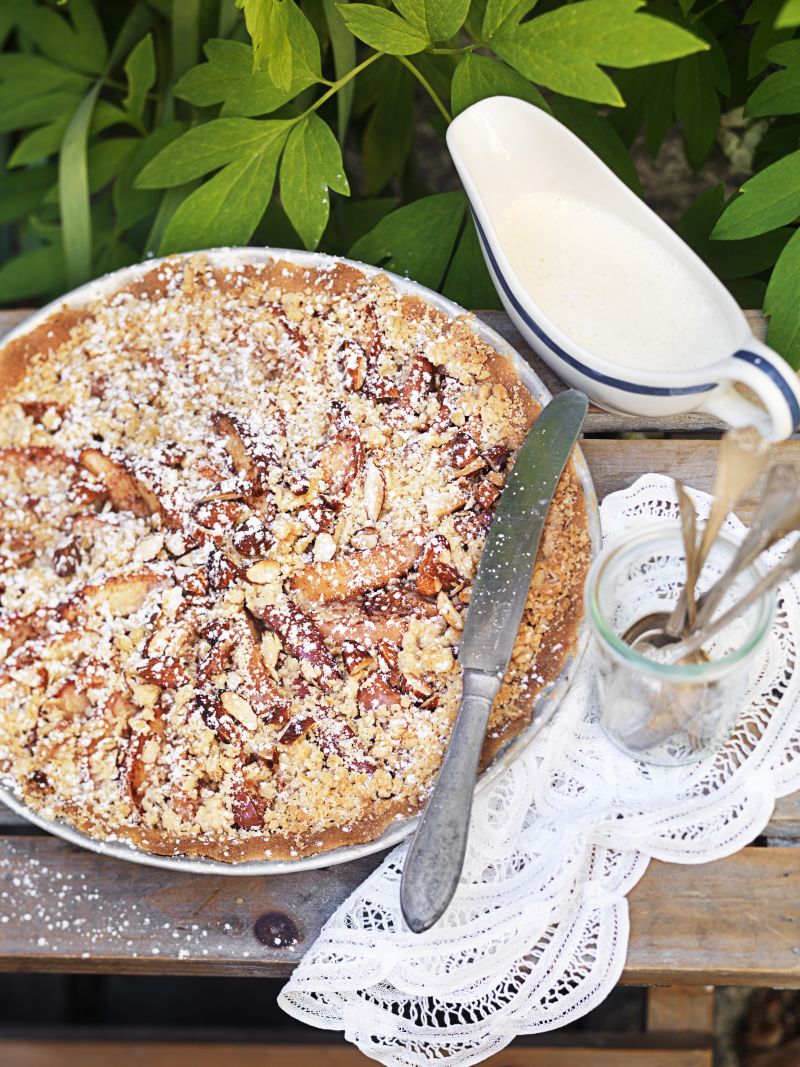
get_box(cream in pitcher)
[447,96,800,440]
[494,192,736,372]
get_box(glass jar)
[585,523,775,765]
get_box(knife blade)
[460,388,590,676]
[400,389,588,933]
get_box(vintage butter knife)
[400,389,589,933]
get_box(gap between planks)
[0,1041,713,1067]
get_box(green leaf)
[350,192,465,289]
[159,126,290,252]
[776,0,800,25]
[713,151,800,239]
[0,166,56,225]
[172,0,201,81]
[43,138,141,205]
[493,0,707,107]
[0,91,83,136]
[124,33,156,119]
[747,0,794,77]
[338,4,429,54]
[675,53,720,170]
[0,244,66,304]
[236,0,321,91]
[676,184,793,279]
[114,121,188,232]
[451,53,549,116]
[7,122,70,168]
[280,114,350,249]
[236,0,290,88]
[137,118,285,188]
[6,100,135,170]
[442,215,501,309]
[59,83,101,287]
[482,0,537,40]
[22,0,107,76]
[747,42,800,116]
[765,227,800,366]
[394,0,470,41]
[320,195,399,254]
[323,0,356,142]
[175,40,316,116]
[361,60,414,193]
[0,53,91,94]
[550,97,642,194]
[282,0,324,82]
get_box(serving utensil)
[399,390,589,934]
[694,463,800,629]
[659,537,800,664]
[665,427,770,638]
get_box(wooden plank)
[768,793,800,841]
[626,848,800,987]
[0,306,774,436]
[646,986,714,1034]
[0,838,798,984]
[0,1041,713,1067]
[581,437,800,522]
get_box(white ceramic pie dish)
[0,247,600,875]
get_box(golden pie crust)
[0,254,590,862]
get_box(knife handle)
[400,669,503,933]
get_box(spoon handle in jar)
[666,540,800,663]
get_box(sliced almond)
[363,462,385,522]
[447,457,486,481]
[165,532,187,556]
[260,631,281,679]
[341,640,376,678]
[437,591,463,630]
[313,531,337,562]
[351,526,379,550]
[246,559,281,584]
[133,532,165,564]
[221,690,258,731]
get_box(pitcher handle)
[699,338,800,442]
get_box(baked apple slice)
[290,529,426,606]
[257,599,341,692]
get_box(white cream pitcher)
[447,96,800,441]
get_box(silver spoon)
[621,463,800,651]
[665,427,771,638]
[660,536,800,664]
[694,463,800,629]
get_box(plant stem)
[396,55,453,123]
[427,44,476,55]
[299,50,384,121]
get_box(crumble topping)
[0,254,590,861]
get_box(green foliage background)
[1,0,800,365]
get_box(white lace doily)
[279,474,800,1066]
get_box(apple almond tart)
[0,254,590,862]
